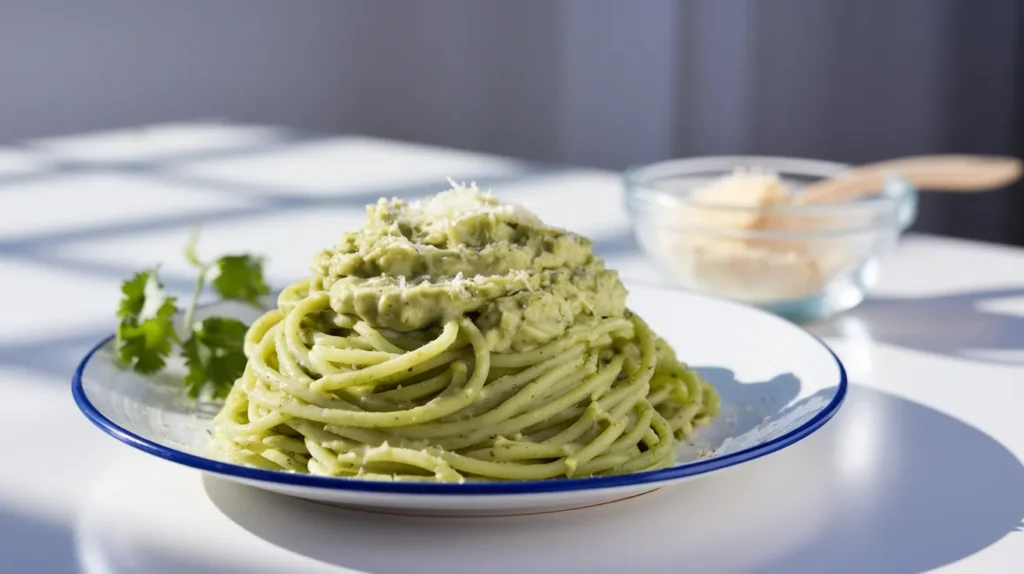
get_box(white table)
[2,122,1023,574]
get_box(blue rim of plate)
[72,303,847,496]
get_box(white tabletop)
[2,122,1023,574]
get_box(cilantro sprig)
[114,230,270,399]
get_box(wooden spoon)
[794,154,1023,205]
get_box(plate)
[72,283,846,516]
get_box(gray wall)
[0,1,352,138]
[2,0,1022,244]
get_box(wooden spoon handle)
[795,155,1023,205]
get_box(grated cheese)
[450,271,470,299]
[510,269,535,293]
[657,170,849,303]
[404,179,540,240]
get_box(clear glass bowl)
[623,156,917,321]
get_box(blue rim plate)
[72,286,848,497]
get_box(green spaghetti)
[210,182,719,482]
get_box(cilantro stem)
[182,264,209,336]
[184,227,203,268]
[182,226,209,336]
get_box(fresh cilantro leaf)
[115,270,179,374]
[182,317,249,399]
[117,270,150,320]
[212,254,269,307]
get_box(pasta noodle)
[210,183,719,482]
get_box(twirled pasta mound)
[210,183,719,482]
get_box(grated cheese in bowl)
[625,157,915,319]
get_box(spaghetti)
[210,183,719,482]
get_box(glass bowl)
[623,156,917,321]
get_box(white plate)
[72,283,846,516]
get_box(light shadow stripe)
[0,167,559,252]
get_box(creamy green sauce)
[310,185,627,352]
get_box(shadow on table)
[0,508,76,574]
[811,287,1024,365]
[692,367,802,449]
[203,384,1024,574]
[759,384,1024,573]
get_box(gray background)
[2,0,1021,244]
